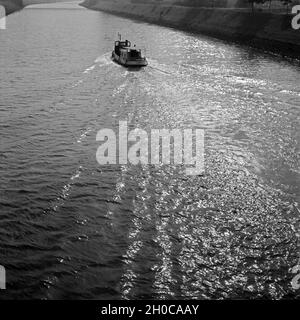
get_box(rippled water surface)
[0,2,299,299]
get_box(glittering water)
[0,3,299,299]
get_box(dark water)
[0,2,299,299]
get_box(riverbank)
[0,0,23,15]
[80,0,300,58]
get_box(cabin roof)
[120,47,140,51]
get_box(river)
[0,1,299,299]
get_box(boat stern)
[125,58,148,67]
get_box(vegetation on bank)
[131,0,298,11]
[248,0,294,13]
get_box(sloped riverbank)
[81,0,300,57]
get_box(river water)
[0,2,299,299]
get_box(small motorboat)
[112,34,148,67]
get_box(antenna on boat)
[118,32,121,41]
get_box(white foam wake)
[83,65,96,74]
[95,53,113,67]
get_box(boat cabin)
[114,40,131,56]
[114,40,142,58]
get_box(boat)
[112,34,148,67]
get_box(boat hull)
[112,51,148,67]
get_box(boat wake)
[77,127,92,143]
[147,59,174,75]
[94,53,113,67]
[49,166,83,213]
[83,65,96,74]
